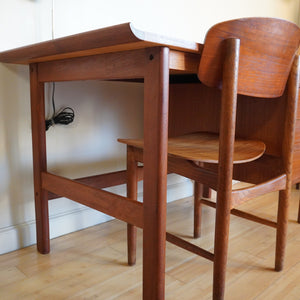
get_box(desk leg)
[143,47,169,300]
[30,64,50,254]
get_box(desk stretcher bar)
[42,172,144,228]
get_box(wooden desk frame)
[0,23,201,300]
[31,47,168,299]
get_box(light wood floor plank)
[0,187,300,299]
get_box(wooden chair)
[119,18,300,299]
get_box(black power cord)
[45,83,75,131]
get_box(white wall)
[53,0,300,42]
[0,0,299,254]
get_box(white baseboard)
[0,176,193,255]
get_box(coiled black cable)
[45,83,75,131]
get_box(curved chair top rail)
[198,17,300,98]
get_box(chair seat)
[118,132,266,164]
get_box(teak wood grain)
[47,168,143,200]
[119,132,266,164]
[37,49,200,83]
[37,49,147,82]
[142,47,169,300]
[198,18,300,98]
[127,146,139,266]
[29,64,49,255]
[231,175,287,206]
[42,172,144,228]
[0,23,200,64]
[194,182,211,238]
[211,38,240,300]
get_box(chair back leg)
[194,183,211,238]
[275,189,290,271]
[127,145,139,266]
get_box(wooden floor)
[1,186,300,299]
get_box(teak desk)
[0,23,202,299]
[1,23,300,299]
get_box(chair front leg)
[213,37,239,300]
[127,145,139,266]
[213,192,231,300]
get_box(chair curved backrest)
[198,18,300,98]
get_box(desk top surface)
[0,23,201,65]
